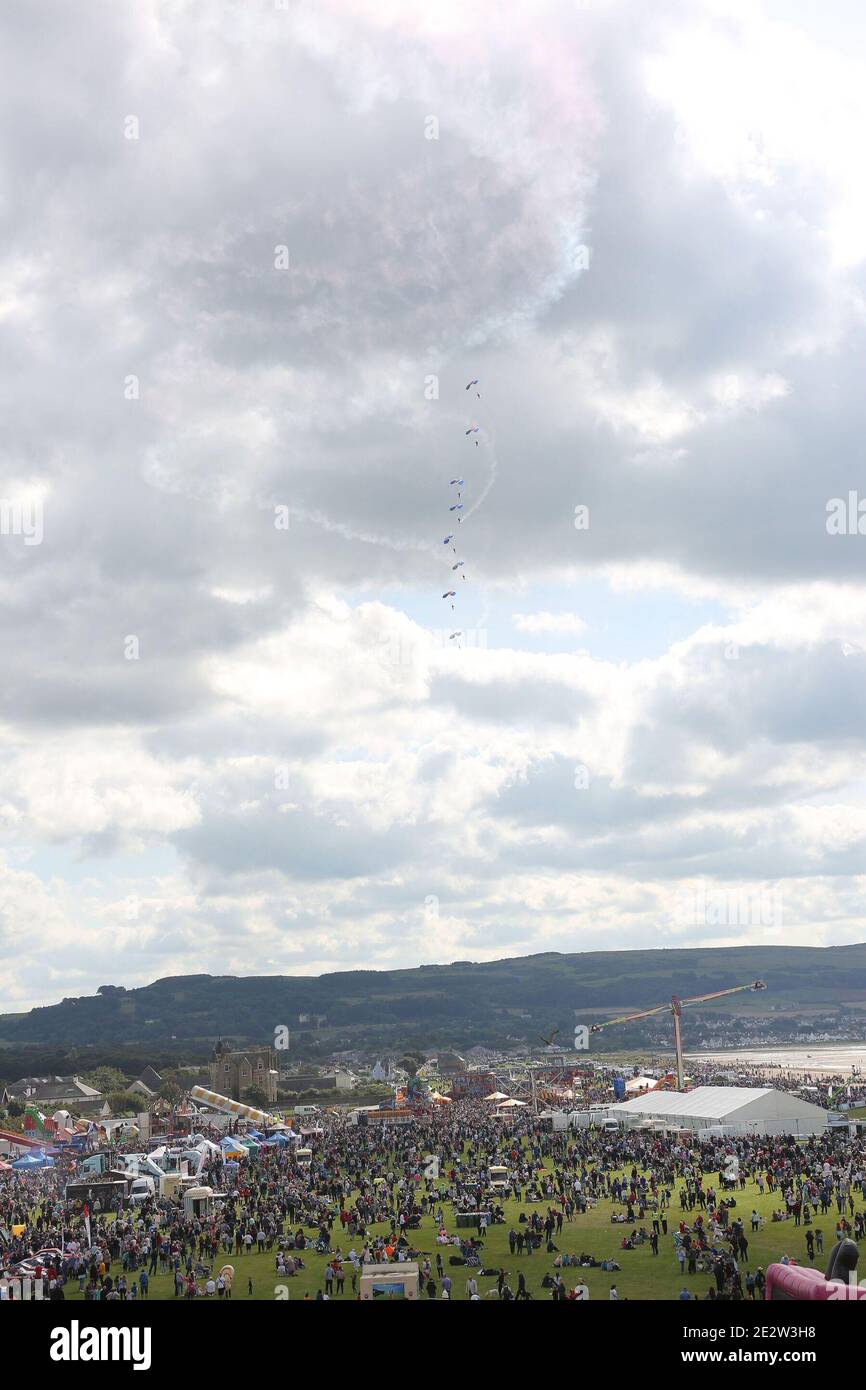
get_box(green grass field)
[60,1164,852,1302]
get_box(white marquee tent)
[612,1085,830,1137]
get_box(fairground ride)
[589,981,767,1091]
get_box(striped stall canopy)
[190,1085,280,1127]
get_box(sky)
[2,0,866,1011]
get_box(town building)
[209,1038,278,1103]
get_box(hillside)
[3,943,866,1059]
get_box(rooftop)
[616,1085,790,1119]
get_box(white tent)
[614,1086,830,1137]
[625,1076,658,1094]
[195,1139,223,1158]
[483,1092,510,1102]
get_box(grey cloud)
[428,672,592,725]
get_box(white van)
[487,1165,509,1189]
[295,1148,313,1165]
[129,1176,156,1204]
[293,1105,321,1118]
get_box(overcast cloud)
[2,0,866,1009]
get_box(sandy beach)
[687,1045,866,1076]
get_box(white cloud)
[2,0,866,1008]
[513,611,587,635]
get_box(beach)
[687,1046,866,1077]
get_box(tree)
[158,1081,183,1107]
[81,1067,128,1093]
[157,1067,187,1090]
[105,1090,141,1116]
[242,1086,270,1109]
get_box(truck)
[568,1108,612,1130]
[65,1176,131,1208]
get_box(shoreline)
[685,1045,866,1077]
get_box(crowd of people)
[3,1088,866,1300]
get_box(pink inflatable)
[766,1241,865,1300]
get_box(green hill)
[2,943,866,1060]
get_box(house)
[326,1069,353,1090]
[209,1038,278,1103]
[128,1066,163,1099]
[6,1075,103,1113]
[6,1076,54,1100]
[436,1051,466,1076]
[280,1073,335,1092]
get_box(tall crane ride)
[589,981,767,1091]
